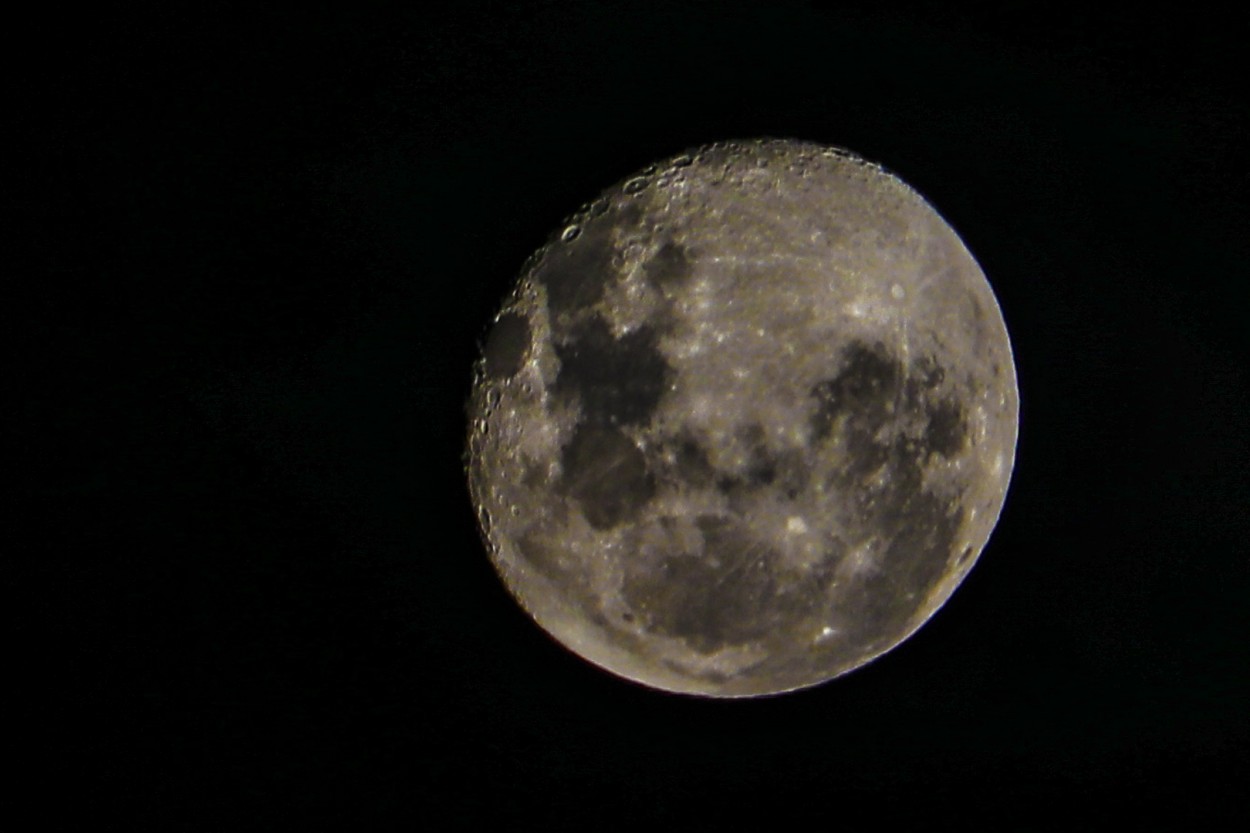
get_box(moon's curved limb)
[467,139,1018,697]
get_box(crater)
[482,311,531,380]
[534,204,641,314]
[517,528,571,578]
[643,240,695,289]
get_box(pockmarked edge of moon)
[466,138,1019,697]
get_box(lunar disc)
[466,138,1018,697]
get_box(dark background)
[14,1,1247,827]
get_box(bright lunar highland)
[466,139,1018,697]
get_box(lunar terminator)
[466,139,1018,697]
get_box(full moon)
[465,139,1018,697]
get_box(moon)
[465,139,1018,697]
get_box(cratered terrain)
[466,139,1018,697]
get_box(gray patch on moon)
[808,340,969,627]
[559,424,656,530]
[466,138,1019,697]
[643,240,696,290]
[553,316,671,428]
[482,312,531,380]
[534,203,643,315]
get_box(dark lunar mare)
[667,433,717,489]
[553,316,671,428]
[559,423,656,530]
[642,240,695,290]
[807,340,970,648]
[481,312,530,381]
[620,514,832,655]
[533,203,642,314]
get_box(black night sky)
[15,2,1247,827]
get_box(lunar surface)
[465,139,1018,697]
